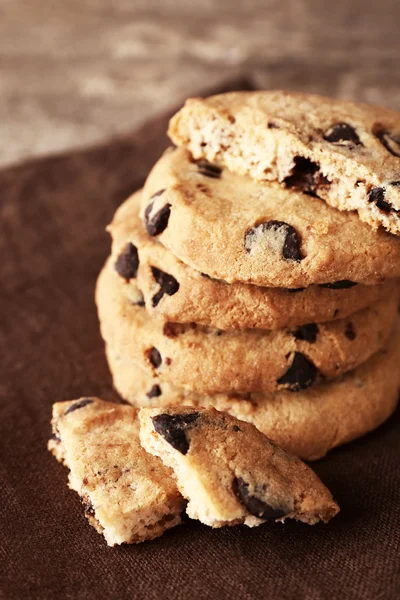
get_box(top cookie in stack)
[169,91,400,235]
[97,91,400,460]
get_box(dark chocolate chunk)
[323,122,362,146]
[277,352,318,391]
[344,322,356,340]
[373,124,400,158]
[390,181,400,188]
[232,425,241,432]
[83,500,95,518]
[267,122,279,129]
[149,188,166,199]
[133,298,145,307]
[163,322,180,338]
[196,160,222,178]
[283,156,330,197]
[64,398,93,415]
[319,280,357,289]
[245,220,303,262]
[81,495,96,518]
[233,477,286,520]
[368,187,392,213]
[293,323,319,343]
[114,243,139,280]
[146,347,162,369]
[146,385,162,399]
[151,412,200,454]
[144,192,171,236]
[151,267,180,307]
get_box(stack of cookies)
[96,91,400,462]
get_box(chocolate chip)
[368,187,392,213]
[293,323,319,343]
[319,280,357,289]
[64,398,93,415]
[133,298,145,307]
[245,220,303,261]
[390,181,400,188]
[81,496,95,518]
[196,160,222,179]
[232,477,286,520]
[345,322,356,340]
[151,412,200,454]
[144,192,171,236]
[287,287,305,294]
[151,267,180,307]
[146,347,162,369]
[323,122,362,146]
[267,122,279,129]
[373,123,400,158]
[146,385,162,398]
[114,243,139,280]
[232,425,241,432]
[283,156,330,197]
[277,352,318,391]
[84,502,95,518]
[163,322,180,338]
[149,189,166,199]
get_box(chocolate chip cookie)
[96,258,398,394]
[169,91,400,235]
[48,398,185,545]
[105,321,400,461]
[139,406,339,527]
[110,189,395,330]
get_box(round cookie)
[109,190,395,330]
[96,258,398,394]
[105,322,400,461]
[139,406,339,527]
[169,90,400,235]
[141,147,400,287]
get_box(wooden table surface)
[2,0,400,167]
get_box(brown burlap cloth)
[1,77,399,600]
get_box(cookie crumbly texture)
[169,90,400,235]
[139,407,339,528]
[96,258,398,394]
[105,320,400,460]
[109,190,395,330]
[140,148,400,287]
[48,398,185,546]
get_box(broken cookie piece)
[139,407,339,528]
[48,398,185,546]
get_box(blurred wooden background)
[1,0,400,167]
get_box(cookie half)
[96,258,398,394]
[140,147,400,287]
[169,91,400,235]
[105,320,400,460]
[139,406,339,527]
[48,398,185,545]
[109,189,395,330]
